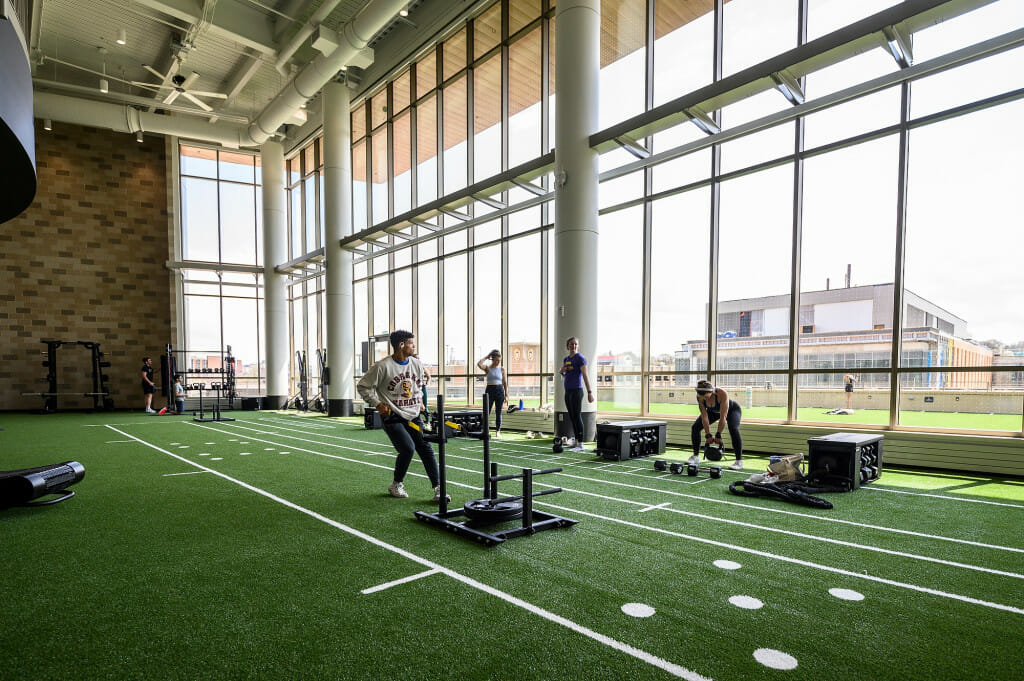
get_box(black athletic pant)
[565,388,585,442]
[484,384,504,431]
[383,415,440,487]
[691,402,743,459]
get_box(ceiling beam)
[132,0,280,55]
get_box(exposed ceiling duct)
[247,0,406,145]
[33,0,408,148]
[33,91,251,148]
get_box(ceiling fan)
[132,66,227,112]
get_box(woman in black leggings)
[690,380,743,470]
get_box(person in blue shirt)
[559,337,594,452]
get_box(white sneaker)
[687,455,700,466]
[729,460,744,471]
[433,485,451,503]
[571,444,585,452]
[388,482,408,498]
[145,408,156,414]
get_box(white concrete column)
[261,141,290,409]
[323,81,355,416]
[553,0,600,441]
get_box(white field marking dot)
[829,588,865,601]
[169,442,180,445]
[178,446,190,449]
[621,603,656,618]
[240,441,249,444]
[279,451,291,455]
[714,560,742,570]
[753,649,798,670]
[729,595,763,610]
[264,448,274,451]
[211,457,223,461]
[229,439,238,442]
[239,452,252,456]
[198,453,210,456]
[205,442,215,445]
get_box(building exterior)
[675,283,992,390]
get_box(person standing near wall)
[477,350,507,438]
[559,337,594,452]
[141,356,156,413]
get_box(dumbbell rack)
[595,421,667,461]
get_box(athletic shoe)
[493,431,501,439]
[145,407,156,414]
[729,460,744,471]
[433,485,451,503]
[158,407,168,415]
[388,482,408,498]
[687,455,700,466]
[571,444,585,452]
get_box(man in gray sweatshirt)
[357,330,446,501]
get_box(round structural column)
[261,141,290,410]
[553,0,600,441]
[322,81,355,417]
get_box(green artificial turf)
[1,410,1022,681]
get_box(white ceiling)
[29,0,396,127]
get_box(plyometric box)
[431,409,483,436]
[807,432,883,489]
[595,421,667,461]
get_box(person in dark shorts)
[141,357,156,414]
[844,373,858,409]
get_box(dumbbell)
[653,460,685,474]
[688,463,724,479]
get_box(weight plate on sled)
[463,498,524,521]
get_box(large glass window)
[178,144,263,395]
[508,26,543,168]
[599,0,647,128]
[596,206,644,413]
[332,0,1023,437]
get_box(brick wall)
[0,121,174,411]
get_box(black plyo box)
[807,432,883,489]
[431,410,483,436]
[596,421,667,460]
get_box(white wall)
[764,307,789,336]
[814,299,873,332]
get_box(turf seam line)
[106,424,713,681]
[205,419,1024,555]
[534,501,1024,616]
